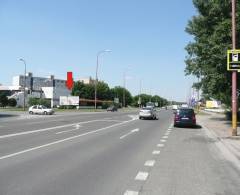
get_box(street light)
[19,58,27,111]
[95,49,111,110]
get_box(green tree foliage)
[8,98,17,107]
[28,97,51,107]
[132,94,168,107]
[185,0,240,106]
[110,86,133,107]
[72,81,112,100]
[0,93,8,107]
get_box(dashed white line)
[160,139,166,142]
[157,143,164,147]
[124,190,139,195]
[152,150,160,155]
[162,135,168,139]
[144,160,155,167]
[135,172,149,181]
[120,128,139,139]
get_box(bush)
[0,94,8,107]
[8,98,17,107]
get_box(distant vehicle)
[29,105,54,115]
[146,102,155,108]
[172,105,178,110]
[174,108,196,127]
[106,106,118,112]
[139,107,157,120]
[181,104,189,108]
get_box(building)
[78,77,95,85]
[0,73,71,107]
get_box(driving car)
[174,108,196,127]
[139,107,157,120]
[29,105,54,115]
[106,106,118,112]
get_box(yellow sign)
[227,49,240,71]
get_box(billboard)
[60,96,79,106]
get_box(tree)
[72,81,112,100]
[0,94,8,107]
[28,97,51,107]
[110,86,133,107]
[8,98,17,107]
[185,0,240,107]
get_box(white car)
[29,105,54,115]
[139,107,157,120]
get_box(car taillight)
[192,114,196,121]
[174,114,180,120]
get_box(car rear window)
[142,107,152,110]
[178,109,194,115]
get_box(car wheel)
[29,111,33,115]
[44,111,48,115]
[139,116,142,120]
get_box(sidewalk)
[197,111,240,161]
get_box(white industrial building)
[0,73,71,107]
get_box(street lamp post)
[19,58,27,111]
[95,50,111,110]
[231,0,238,136]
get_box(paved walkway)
[197,111,240,161]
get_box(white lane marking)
[56,124,82,134]
[0,119,119,139]
[135,172,149,181]
[165,133,170,136]
[124,190,139,195]
[160,139,166,142]
[152,150,160,155]
[0,118,136,160]
[120,128,139,139]
[157,144,164,147]
[144,160,155,167]
[168,128,172,131]
[162,136,168,139]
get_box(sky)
[0,0,197,102]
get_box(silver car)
[29,105,54,115]
[139,107,157,120]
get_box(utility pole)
[19,58,26,111]
[123,71,126,108]
[231,0,238,136]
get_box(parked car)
[29,105,54,115]
[106,106,118,112]
[139,107,157,120]
[174,108,196,127]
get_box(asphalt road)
[0,110,239,195]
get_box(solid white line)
[120,128,139,139]
[144,160,155,167]
[152,150,160,155]
[0,119,119,139]
[0,118,136,160]
[135,172,149,181]
[124,190,139,195]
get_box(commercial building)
[0,73,71,107]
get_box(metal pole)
[94,50,111,110]
[20,59,26,111]
[232,0,238,136]
[95,54,99,110]
[123,71,126,108]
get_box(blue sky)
[0,0,196,101]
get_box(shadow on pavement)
[0,113,18,118]
[174,124,202,129]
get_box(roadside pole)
[231,0,238,136]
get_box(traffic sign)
[227,50,240,71]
